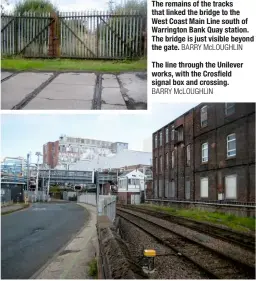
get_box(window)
[171,151,175,168]
[185,179,190,200]
[130,179,140,186]
[166,128,169,143]
[227,133,236,157]
[154,180,158,197]
[177,126,184,141]
[155,157,158,174]
[169,181,175,197]
[160,131,163,146]
[159,180,163,197]
[171,125,175,140]
[225,175,237,199]
[159,156,163,173]
[154,134,158,148]
[166,153,169,169]
[200,177,208,198]
[186,144,191,166]
[164,179,168,198]
[202,142,208,163]
[201,105,208,127]
[225,103,235,116]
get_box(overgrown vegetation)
[49,186,61,193]
[141,204,256,232]
[1,58,147,72]
[88,258,98,278]
[13,0,57,15]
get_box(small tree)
[1,0,9,15]
[13,0,58,55]
[14,0,57,15]
[99,0,147,58]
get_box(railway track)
[117,207,255,279]
[120,205,255,252]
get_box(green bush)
[88,258,97,278]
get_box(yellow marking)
[144,249,156,257]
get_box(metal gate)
[58,11,145,59]
[1,11,146,59]
[1,12,53,57]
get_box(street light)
[35,152,42,201]
[47,169,51,199]
[26,152,31,191]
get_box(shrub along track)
[120,205,255,252]
[116,207,255,279]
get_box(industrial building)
[153,103,255,203]
[68,149,152,172]
[43,135,128,168]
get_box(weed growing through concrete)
[88,258,98,278]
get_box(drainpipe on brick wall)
[176,146,178,200]
[193,109,196,201]
[246,116,250,203]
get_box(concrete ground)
[1,71,147,110]
[1,202,88,279]
[34,204,97,279]
[1,203,28,214]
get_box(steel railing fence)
[1,10,146,59]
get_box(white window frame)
[154,180,158,197]
[171,125,175,140]
[225,175,237,199]
[177,126,184,142]
[186,144,191,166]
[185,180,190,200]
[225,103,235,116]
[169,180,175,198]
[227,133,236,158]
[166,127,169,143]
[200,177,208,198]
[200,105,208,127]
[201,142,208,163]
[155,135,158,148]
[171,151,175,168]
[164,179,169,198]
[159,156,162,173]
[160,131,163,146]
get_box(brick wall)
[152,103,255,203]
[43,141,59,168]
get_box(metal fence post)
[14,15,19,55]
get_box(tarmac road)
[1,202,88,279]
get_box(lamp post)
[47,169,51,201]
[35,152,42,201]
[26,152,31,191]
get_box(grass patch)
[141,204,256,232]
[88,258,98,279]
[1,57,147,72]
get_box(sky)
[3,0,132,12]
[1,103,198,163]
